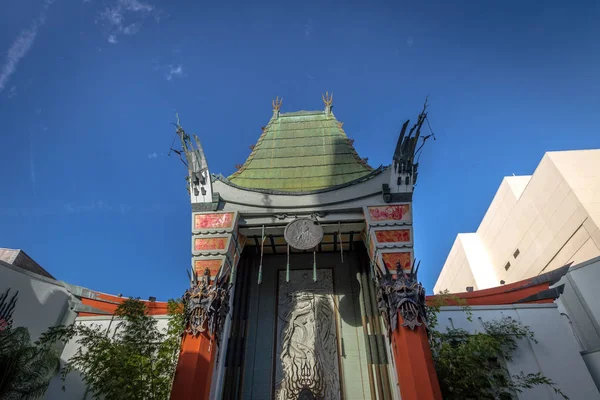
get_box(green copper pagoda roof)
[227,107,373,192]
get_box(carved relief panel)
[274,269,341,400]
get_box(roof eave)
[214,166,386,196]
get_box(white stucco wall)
[44,315,172,400]
[0,261,77,342]
[555,256,600,391]
[435,149,600,294]
[437,303,600,400]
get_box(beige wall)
[435,149,600,294]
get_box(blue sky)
[1,0,599,299]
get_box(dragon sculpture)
[377,260,427,334]
[182,268,230,344]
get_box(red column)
[170,331,216,400]
[391,313,442,400]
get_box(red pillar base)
[170,332,216,400]
[392,314,442,400]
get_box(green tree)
[40,298,185,400]
[0,326,60,400]
[427,293,569,400]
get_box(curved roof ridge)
[218,166,385,195]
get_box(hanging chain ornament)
[338,222,344,263]
[313,250,317,282]
[286,243,290,283]
[258,225,265,284]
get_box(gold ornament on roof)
[322,91,333,108]
[272,96,283,112]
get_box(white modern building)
[435,149,600,294]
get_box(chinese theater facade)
[169,94,441,400]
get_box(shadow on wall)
[336,249,367,329]
[0,262,88,398]
[0,262,73,342]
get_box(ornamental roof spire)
[322,91,333,117]
[170,113,213,203]
[272,96,283,119]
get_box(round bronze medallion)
[284,218,323,250]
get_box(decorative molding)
[363,204,412,227]
[191,193,220,212]
[374,229,410,243]
[377,262,427,333]
[384,192,413,203]
[371,226,413,250]
[192,235,231,256]
[192,211,238,234]
[190,211,244,298]
[378,250,414,273]
[192,256,226,281]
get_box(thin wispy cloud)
[99,0,159,43]
[0,0,55,94]
[147,152,158,159]
[29,132,36,194]
[406,36,414,47]
[305,18,313,38]
[0,21,40,93]
[123,22,140,35]
[172,44,183,54]
[165,64,185,81]
[64,200,123,214]
[152,58,186,81]
[1,201,165,218]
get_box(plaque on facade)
[284,218,323,250]
[275,269,341,399]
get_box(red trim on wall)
[78,295,168,317]
[391,313,442,400]
[170,332,216,400]
[425,277,555,306]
